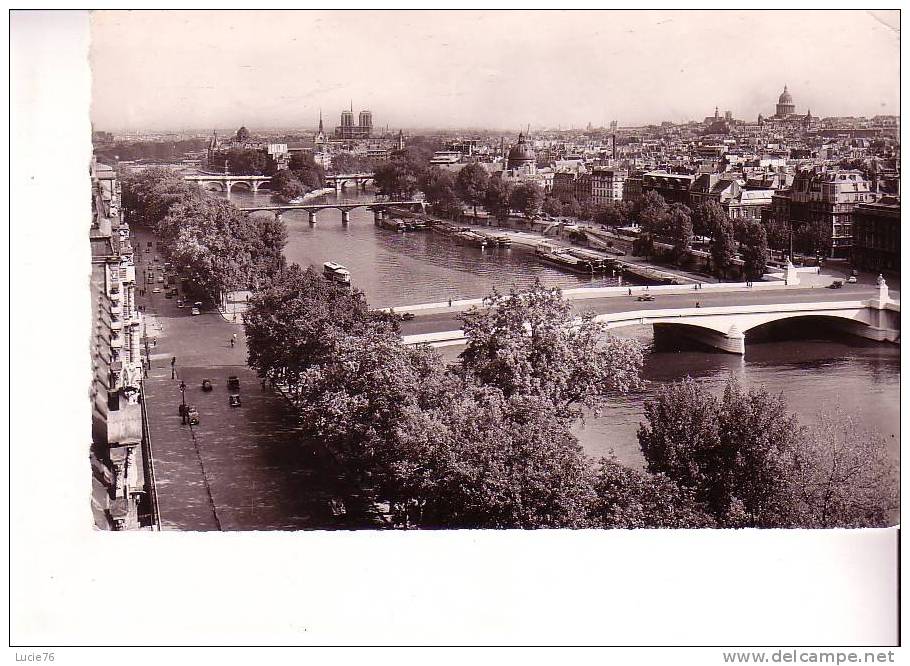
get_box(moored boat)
[323,261,351,284]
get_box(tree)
[638,377,802,527]
[542,196,563,217]
[244,263,395,389]
[632,190,667,233]
[454,163,490,219]
[594,201,631,229]
[509,182,544,219]
[590,458,716,528]
[763,218,791,253]
[788,412,898,528]
[419,390,597,529]
[420,168,459,216]
[710,215,737,280]
[217,148,269,175]
[693,200,727,240]
[161,196,263,298]
[330,151,375,175]
[740,220,769,280]
[794,219,832,259]
[373,154,425,199]
[289,152,325,190]
[270,169,305,201]
[666,203,694,266]
[458,281,644,418]
[121,167,196,229]
[484,176,513,222]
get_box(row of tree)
[628,193,769,280]
[121,167,287,299]
[244,271,897,529]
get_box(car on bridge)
[829,280,844,289]
[637,294,655,302]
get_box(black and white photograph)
[9,7,902,654]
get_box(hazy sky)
[90,10,900,132]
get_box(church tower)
[314,110,327,149]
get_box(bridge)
[324,172,375,194]
[184,173,272,193]
[397,281,900,355]
[184,172,376,196]
[239,200,425,225]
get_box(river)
[226,188,900,467]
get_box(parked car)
[186,406,200,425]
[191,307,201,315]
[846,276,857,283]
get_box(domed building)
[236,126,251,142]
[507,132,537,174]
[775,85,796,118]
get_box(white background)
[7,8,903,660]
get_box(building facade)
[90,161,151,530]
[590,168,625,205]
[852,197,900,273]
[335,106,373,140]
[772,169,874,258]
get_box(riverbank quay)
[133,226,370,530]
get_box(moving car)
[191,307,201,315]
[229,395,242,408]
[201,379,213,392]
[176,299,185,308]
[829,280,844,289]
[186,406,200,425]
[227,376,240,391]
[401,312,415,321]
[152,287,161,294]
[637,294,655,301]
[846,276,857,283]
[165,290,173,299]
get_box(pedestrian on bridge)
[695,301,701,308]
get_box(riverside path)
[134,229,377,530]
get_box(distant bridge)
[324,172,375,194]
[184,174,272,193]
[239,200,425,225]
[400,284,900,355]
[184,172,376,195]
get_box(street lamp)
[179,380,187,425]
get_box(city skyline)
[90,10,900,133]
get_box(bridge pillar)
[341,210,351,225]
[252,181,260,193]
[308,211,317,225]
[335,180,343,195]
[225,180,234,195]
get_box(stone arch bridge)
[238,200,425,225]
[184,172,375,195]
[401,286,900,355]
